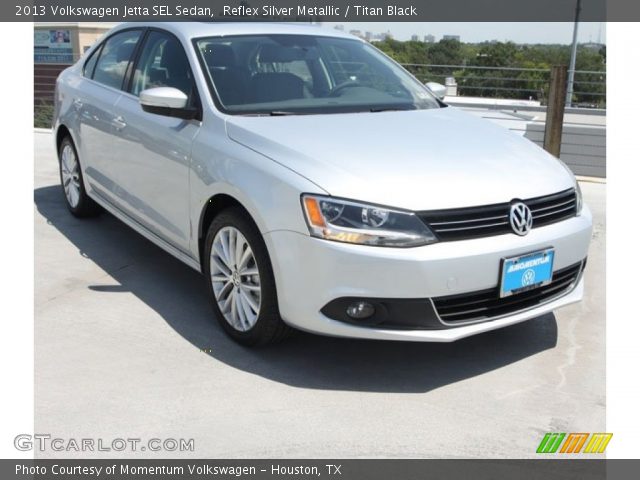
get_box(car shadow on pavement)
[35,185,558,394]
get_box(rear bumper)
[263,207,592,342]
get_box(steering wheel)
[328,81,364,97]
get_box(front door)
[110,30,201,253]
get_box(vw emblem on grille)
[522,269,536,286]
[509,202,533,236]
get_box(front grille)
[432,261,584,323]
[418,188,577,241]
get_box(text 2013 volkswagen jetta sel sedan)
[53,23,592,345]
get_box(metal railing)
[401,64,606,108]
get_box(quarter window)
[92,30,142,90]
[82,44,102,78]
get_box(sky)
[319,22,606,44]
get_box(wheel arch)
[55,124,82,160]
[197,192,264,270]
[55,124,72,152]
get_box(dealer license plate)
[500,248,555,298]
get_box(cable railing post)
[544,65,568,157]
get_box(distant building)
[364,31,372,41]
[349,29,363,38]
[411,34,419,42]
[34,22,114,106]
[370,31,393,42]
[334,25,344,31]
[34,22,113,64]
[443,35,461,42]
[424,34,435,43]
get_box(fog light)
[346,301,375,320]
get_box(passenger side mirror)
[139,87,198,120]
[425,82,447,100]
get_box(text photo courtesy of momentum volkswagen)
[53,22,592,346]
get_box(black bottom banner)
[2,459,638,480]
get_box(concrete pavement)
[34,130,606,458]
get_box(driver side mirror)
[425,82,447,100]
[139,87,198,120]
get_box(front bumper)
[263,206,592,342]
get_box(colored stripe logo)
[583,433,613,453]
[537,433,612,454]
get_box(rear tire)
[203,206,292,346]
[58,136,101,218]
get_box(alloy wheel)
[60,144,81,208]
[209,226,262,331]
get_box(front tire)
[58,136,100,217]
[203,207,292,346]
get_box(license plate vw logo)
[522,268,536,286]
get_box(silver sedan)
[53,22,592,345]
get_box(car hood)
[225,107,575,211]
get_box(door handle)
[111,116,127,130]
[73,98,83,110]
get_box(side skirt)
[88,190,202,273]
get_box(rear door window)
[92,30,142,90]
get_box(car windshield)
[194,34,442,115]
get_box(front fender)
[189,122,327,262]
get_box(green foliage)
[427,39,466,66]
[374,38,429,64]
[34,102,54,129]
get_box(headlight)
[301,195,438,247]
[575,182,583,214]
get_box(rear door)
[76,29,143,206]
[109,29,201,253]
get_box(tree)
[426,39,465,65]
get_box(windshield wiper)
[369,107,411,113]
[268,111,300,116]
[236,111,302,117]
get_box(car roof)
[110,22,361,43]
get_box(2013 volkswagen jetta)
[53,23,592,345]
